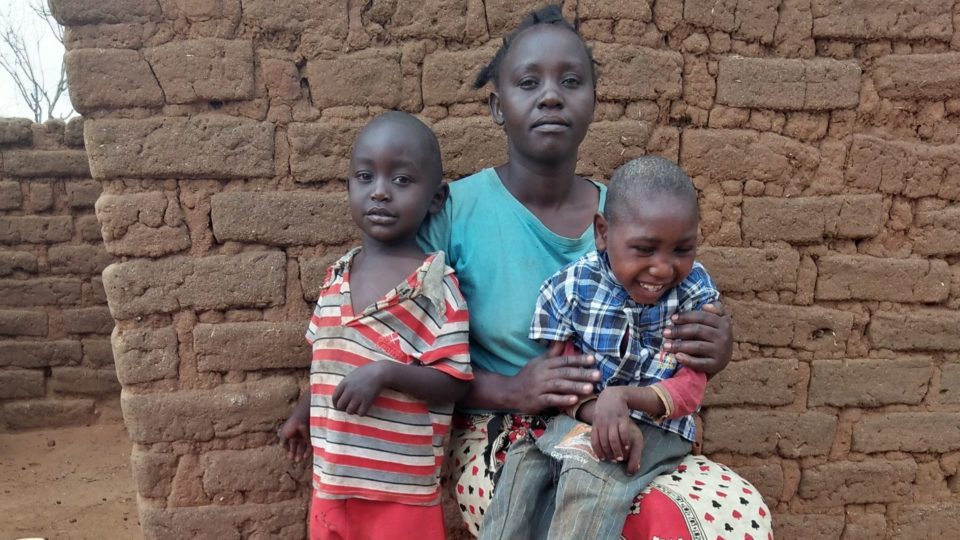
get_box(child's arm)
[333,361,470,416]
[279,392,311,462]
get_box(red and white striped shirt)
[307,248,471,506]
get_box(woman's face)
[490,24,596,166]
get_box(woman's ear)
[593,213,608,251]
[489,92,504,126]
[429,183,449,214]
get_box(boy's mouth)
[637,282,666,293]
[365,207,397,224]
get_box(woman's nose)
[537,81,563,108]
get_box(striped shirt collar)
[322,247,450,315]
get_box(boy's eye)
[393,175,412,185]
[354,172,373,183]
[674,247,695,256]
[631,246,655,255]
[562,77,581,88]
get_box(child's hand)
[278,412,311,463]
[333,362,389,416]
[590,386,639,465]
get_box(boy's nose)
[648,261,672,278]
[370,180,391,201]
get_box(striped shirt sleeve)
[418,273,472,380]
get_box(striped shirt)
[530,250,719,442]
[306,248,471,506]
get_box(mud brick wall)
[48,0,960,538]
[0,117,120,430]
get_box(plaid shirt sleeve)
[676,262,721,312]
[530,264,579,344]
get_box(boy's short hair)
[604,156,698,223]
[356,111,443,186]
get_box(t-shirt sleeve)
[304,266,339,345]
[418,273,472,380]
[417,194,453,255]
[678,263,721,312]
[529,267,577,344]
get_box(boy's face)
[594,193,698,305]
[489,24,596,165]
[348,121,445,246]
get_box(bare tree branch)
[0,0,72,121]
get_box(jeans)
[479,414,691,540]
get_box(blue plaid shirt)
[530,250,719,442]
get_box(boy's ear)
[489,92,505,126]
[429,182,449,214]
[593,213,607,251]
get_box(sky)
[0,0,75,121]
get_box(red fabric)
[622,488,692,540]
[310,496,446,540]
[655,366,707,419]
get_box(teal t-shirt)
[419,168,606,379]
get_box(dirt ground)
[0,423,141,540]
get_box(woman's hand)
[663,302,732,376]
[502,341,600,414]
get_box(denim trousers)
[479,414,691,540]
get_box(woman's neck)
[496,153,579,209]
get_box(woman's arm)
[459,342,600,413]
[664,302,733,376]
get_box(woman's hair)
[472,4,597,90]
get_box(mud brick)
[727,298,854,352]
[84,116,275,179]
[63,307,114,334]
[96,192,191,257]
[2,398,95,429]
[698,247,800,292]
[121,377,299,443]
[298,253,341,301]
[138,500,306,540]
[742,195,883,243]
[853,412,960,452]
[83,338,115,367]
[370,0,471,40]
[869,310,960,351]
[798,460,916,506]
[0,216,73,244]
[0,278,82,306]
[0,369,45,399]
[912,207,960,256]
[891,503,960,539]
[287,120,363,183]
[0,340,82,368]
[241,0,345,34]
[432,117,507,179]
[681,129,821,184]
[0,150,91,177]
[64,180,102,208]
[65,49,164,111]
[811,0,953,40]
[130,448,177,499]
[102,252,286,319]
[702,409,836,457]
[50,367,121,395]
[704,358,800,407]
[194,321,310,371]
[50,0,162,25]
[773,513,844,540]
[48,245,113,276]
[0,181,22,209]
[716,57,860,110]
[847,135,960,199]
[0,309,48,336]
[0,252,38,275]
[815,255,950,303]
[210,191,354,246]
[422,45,498,106]
[306,48,402,109]
[145,39,255,104]
[592,43,682,101]
[201,446,298,493]
[684,0,779,42]
[0,118,33,145]
[112,326,178,384]
[809,357,933,407]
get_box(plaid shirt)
[530,250,719,441]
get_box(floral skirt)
[442,414,773,540]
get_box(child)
[280,111,473,540]
[479,156,719,540]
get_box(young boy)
[279,111,472,540]
[480,156,718,540]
